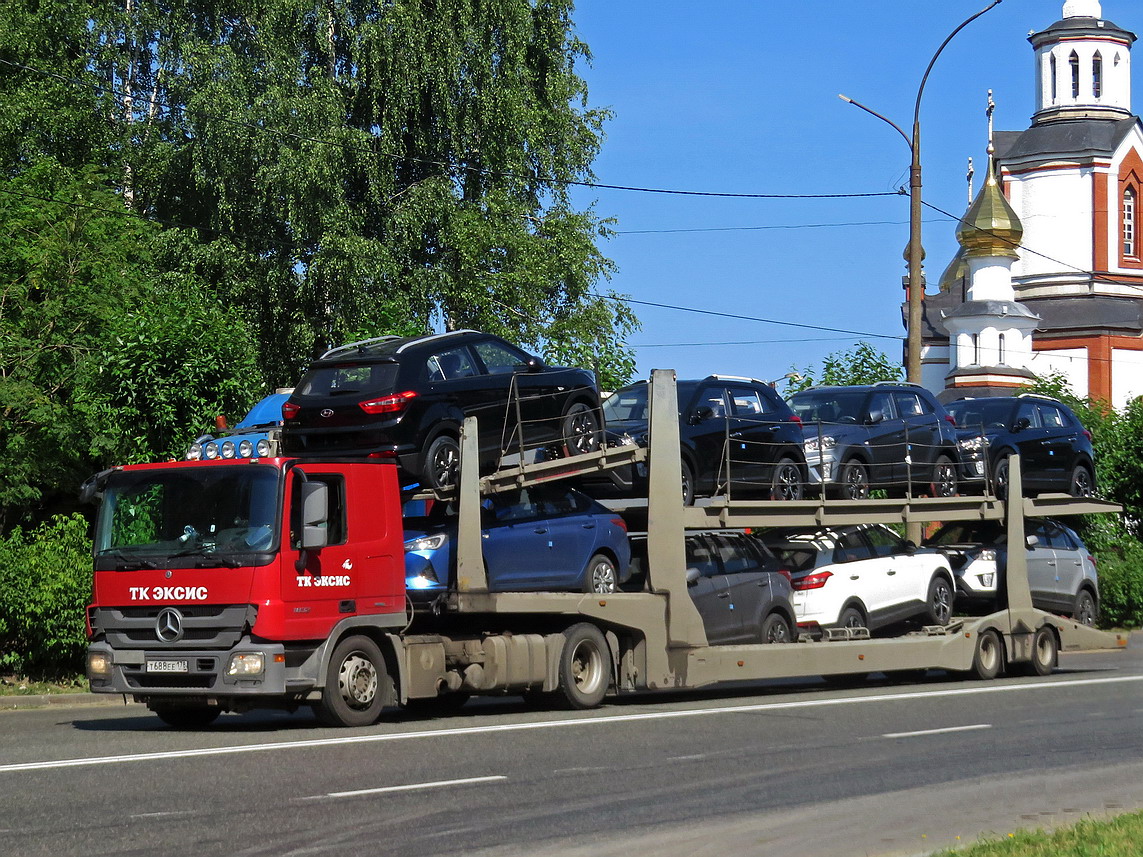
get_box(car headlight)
[256,438,271,457]
[87,651,112,677]
[221,441,236,459]
[979,549,997,561]
[958,436,985,453]
[186,443,203,461]
[804,435,837,454]
[404,533,449,552]
[238,439,254,458]
[407,568,441,589]
[227,652,265,676]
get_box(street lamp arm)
[838,94,912,151]
[913,0,1004,126]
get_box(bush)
[1094,539,1143,629]
[0,514,92,677]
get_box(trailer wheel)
[557,623,610,709]
[152,704,221,730]
[314,635,390,727]
[1025,626,1058,677]
[971,629,1003,680]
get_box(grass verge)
[930,810,1143,856]
[1,675,88,695]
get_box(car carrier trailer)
[84,370,1127,727]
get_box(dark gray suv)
[787,382,960,499]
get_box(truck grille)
[93,604,254,650]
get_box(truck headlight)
[256,438,272,457]
[88,651,112,677]
[238,440,253,458]
[227,652,265,676]
[221,441,236,459]
[186,443,203,461]
[204,442,220,460]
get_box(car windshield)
[787,390,868,424]
[926,522,1004,546]
[95,465,282,563]
[295,361,400,397]
[945,399,1016,430]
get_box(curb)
[1,692,140,712]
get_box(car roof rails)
[393,329,481,354]
[872,380,924,388]
[706,374,770,386]
[1015,392,1061,402]
[321,335,403,359]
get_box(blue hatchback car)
[404,484,631,598]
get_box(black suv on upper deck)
[786,382,960,499]
[944,394,1095,498]
[600,376,808,504]
[280,331,602,490]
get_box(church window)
[998,334,1006,365]
[1126,188,1137,258]
[1050,54,1057,101]
[1093,52,1103,98]
[972,334,980,365]
[1070,51,1080,98]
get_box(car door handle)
[717,592,730,599]
[534,528,548,534]
[730,431,743,438]
[850,575,860,580]
[756,580,769,587]
[887,570,897,575]
[1047,560,1056,566]
[581,523,596,530]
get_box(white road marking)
[129,810,199,819]
[883,723,992,739]
[303,775,506,800]
[2,674,1139,774]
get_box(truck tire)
[557,623,610,710]
[152,704,221,730]
[1024,626,1058,677]
[584,553,619,594]
[562,402,600,456]
[424,435,461,492]
[970,629,1003,680]
[314,635,391,727]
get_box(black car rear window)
[296,362,400,397]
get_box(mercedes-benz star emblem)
[155,607,185,643]
[320,408,334,418]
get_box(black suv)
[786,382,960,499]
[281,331,602,490]
[944,394,1095,498]
[601,376,808,504]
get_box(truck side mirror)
[299,481,330,550]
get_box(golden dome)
[956,168,1023,259]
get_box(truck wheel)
[557,623,610,709]
[930,455,958,498]
[761,612,792,644]
[925,576,954,625]
[424,435,461,491]
[152,704,221,730]
[970,629,1003,680]
[315,635,390,727]
[770,457,804,501]
[562,402,600,455]
[1025,626,1058,677]
[1074,589,1098,626]
[584,553,618,594]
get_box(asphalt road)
[2,640,1142,857]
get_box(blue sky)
[566,0,1135,385]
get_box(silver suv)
[924,519,1098,625]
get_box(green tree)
[787,341,903,394]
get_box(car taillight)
[1082,429,1092,441]
[359,390,417,415]
[282,401,300,419]
[1088,555,1096,567]
[776,568,792,582]
[610,517,628,532]
[945,414,957,426]
[791,570,833,591]
[790,415,802,425]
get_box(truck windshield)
[95,466,282,564]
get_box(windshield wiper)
[98,549,157,569]
[170,544,241,568]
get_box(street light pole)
[840,0,1003,385]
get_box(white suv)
[924,519,1099,625]
[761,525,956,635]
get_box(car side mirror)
[525,357,544,373]
[691,406,714,424]
[866,409,884,425]
[903,540,917,555]
[1025,534,1039,549]
[1013,417,1031,432]
[685,567,701,585]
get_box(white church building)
[922,0,1143,408]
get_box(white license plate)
[146,660,189,673]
